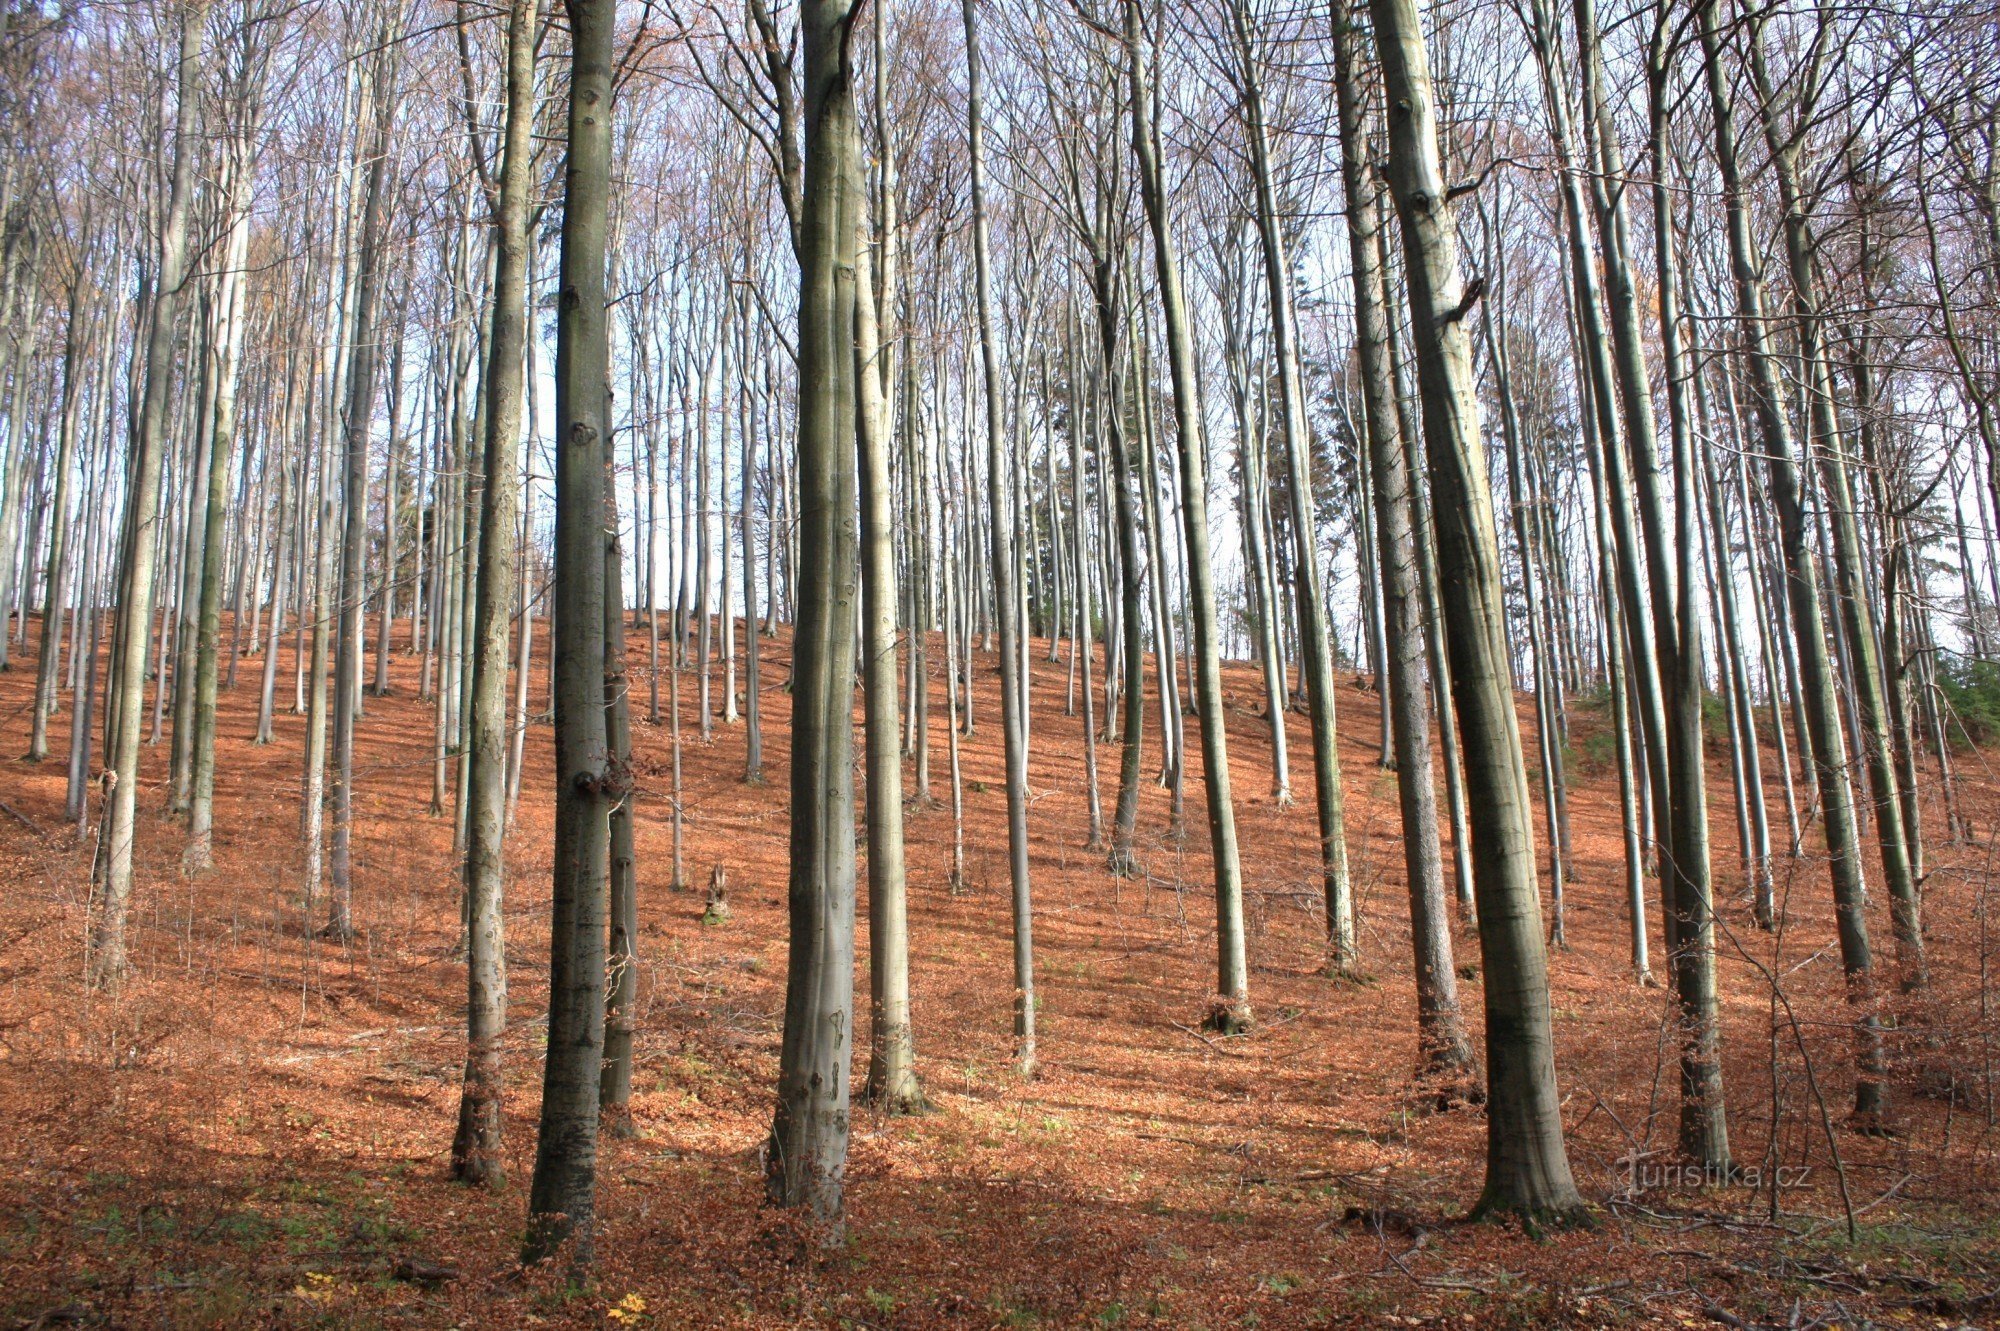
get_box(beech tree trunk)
[1330,0,1473,1079]
[963,0,1036,1077]
[766,0,862,1228]
[1126,0,1249,1031]
[525,0,617,1266]
[89,0,210,986]
[1369,0,1587,1219]
[451,0,536,1189]
[857,215,923,1111]
[1697,0,1887,1126]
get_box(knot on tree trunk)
[573,753,631,800]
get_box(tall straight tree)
[1124,0,1250,1031]
[767,0,863,1226]
[525,0,618,1266]
[1226,0,1355,974]
[1368,0,1586,1220]
[1565,0,1728,1171]
[28,249,89,765]
[1745,9,1925,996]
[329,15,401,942]
[964,0,1036,1076]
[90,0,211,985]
[452,0,537,1190]
[187,31,270,872]
[857,195,923,1110]
[1328,0,1474,1081]
[1696,0,1887,1123]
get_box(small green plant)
[1939,655,2000,747]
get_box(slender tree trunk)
[188,128,261,871]
[963,0,1036,1077]
[600,443,638,1132]
[28,279,87,763]
[1746,22,1925,997]
[329,24,401,943]
[765,0,864,1228]
[89,0,211,985]
[1231,4,1354,973]
[856,212,923,1112]
[1087,252,1147,879]
[451,0,535,1189]
[524,0,618,1265]
[1330,1,1474,1078]
[1370,0,1586,1218]
[1697,0,1888,1125]
[1126,0,1249,1030]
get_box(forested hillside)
[1,0,1998,1325]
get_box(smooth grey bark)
[1696,0,1887,1125]
[696,323,714,740]
[1221,286,1291,805]
[1329,1,1473,1078]
[600,443,638,1133]
[766,0,863,1228]
[1129,321,1182,805]
[1230,4,1355,973]
[1071,352,1105,851]
[1126,0,1249,1030]
[1380,265,1474,917]
[90,0,210,985]
[329,21,401,943]
[451,0,536,1190]
[963,0,1036,1077]
[188,123,261,872]
[1745,18,1925,998]
[28,275,88,763]
[1078,221,1146,878]
[372,319,404,698]
[255,431,294,745]
[1483,237,1571,949]
[0,242,36,675]
[524,0,617,1266]
[1572,0,1731,1170]
[1369,0,1587,1220]
[857,217,923,1112]
[163,361,206,775]
[1694,360,1773,927]
[741,288,764,780]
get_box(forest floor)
[2,618,1999,1329]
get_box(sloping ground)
[0,617,1996,1329]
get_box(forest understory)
[1,618,1996,1330]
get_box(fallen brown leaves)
[0,617,1996,1327]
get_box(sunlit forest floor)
[2,616,1998,1328]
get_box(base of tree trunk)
[520,1212,591,1271]
[1323,957,1367,984]
[861,1078,931,1116]
[1465,1194,1597,1236]
[1848,1107,1898,1139]
[449,1105,504,1189]
[1411,1054,1482,1113]
[1203,996,1252,1035]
